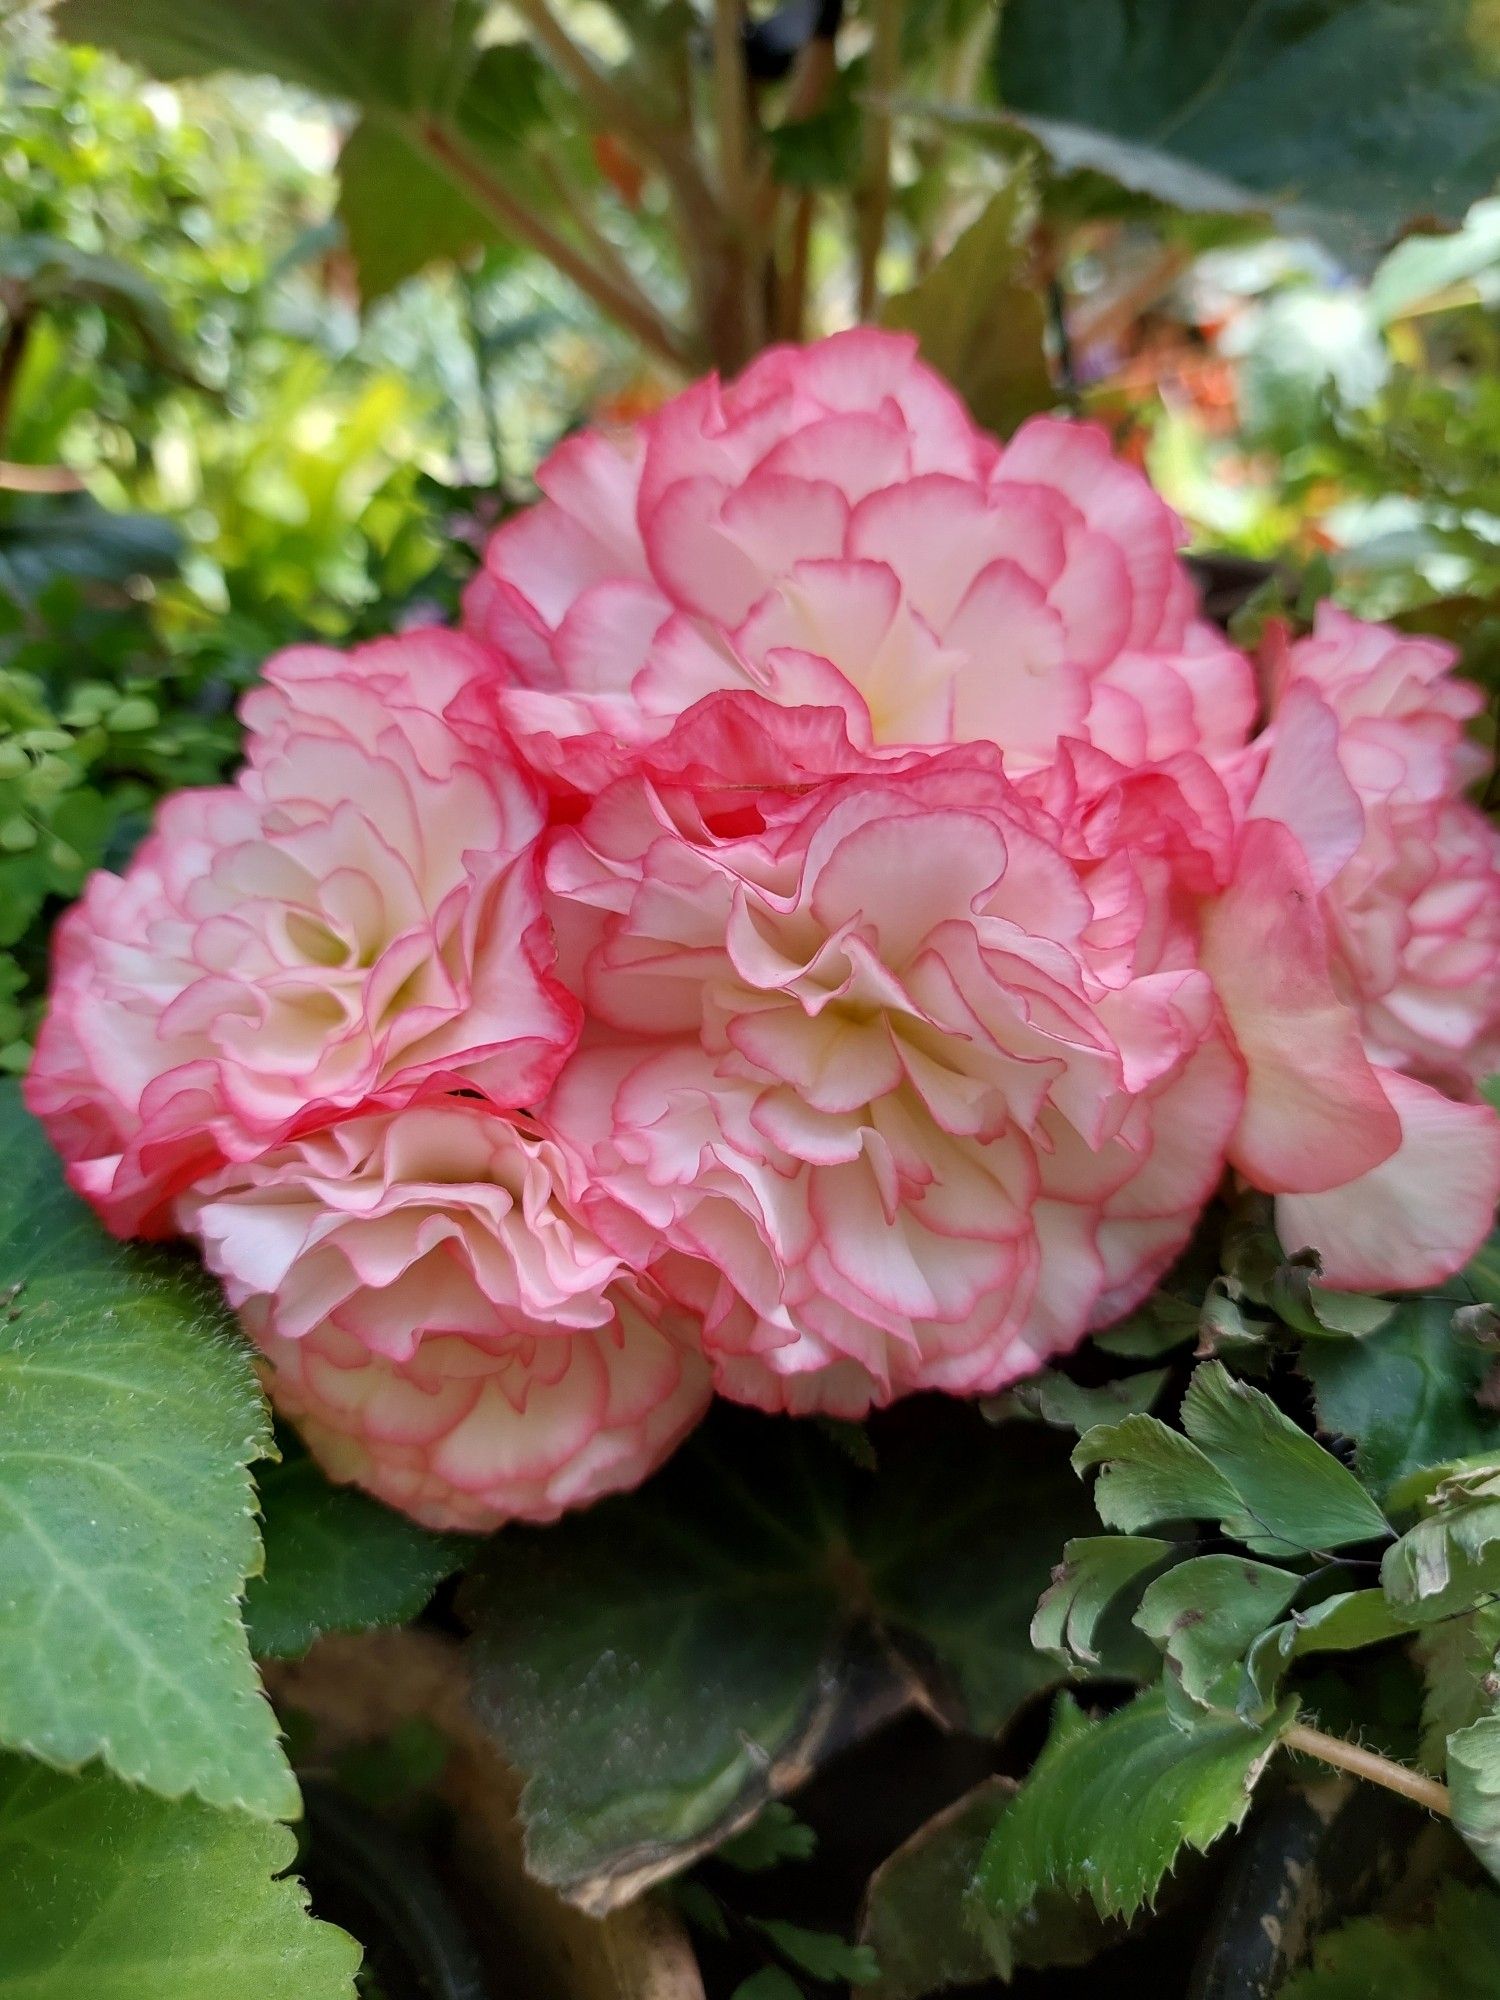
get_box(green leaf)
[1000,1367,1169,1433]
[1071,1412,1241,1533]
[1381,1462,1500,1621]
[1448,1714,1500,1883]
[714,1801,818,1872]
[1466,1224,1500,1312]
[0,1085,294,1818]
[1414,1599,1500,1769]
[730,1972,804,2000]
[1244,1591,1411,1718]
[752,1919,879,1985]
[0,1753,361,1999]
[993,0,1500,268]
[882,176,1053,438]
[1278,1881,1500,2000]
[336,46,549,301]
[859,1779,1112,2000]
[971,1689,1291,1973]
[1264,1260,1396,1340]
[1180,1363,1391,1556]
[1092,1288,1200,1358]
[462,1409,1091,1911]
[335,119,498,305]
[245,1446,466,1661]
[1031,1535,1172,1668]
[1301,1297,1500,1504]
[1133,1557,1301,1711]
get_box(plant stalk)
[419,121,693,369]
[855,0,902,318]
[509,0,717,226]
[1283,1722,1452,1817]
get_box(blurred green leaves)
[994,0,1500,268]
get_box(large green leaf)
[972,1688,1291,1973]
[463,1408,1091,1912]
[0,1753,360,2000]
[54,1,551,300]
[0,493,182,604]
[993,0,1500,268]
[881,177,1053,438]
[245,1445,467,1662]
[0,1085,293,1818]
[1303,1298,1500,1502]
[1278,1882,1500,2000]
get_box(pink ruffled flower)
[460,329,1254,789]
[184,1098,710,1529]
[1261,608,1500,1090]
[542,743,1244,1415]
[26,631,577,1235]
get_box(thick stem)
[777,189,815,341]
[1283,1723,1452,1817]
[855,0,902,319]
[712,0,752,225]
[703,0,766,369]
[419,122,693,369]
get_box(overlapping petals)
[1256,609,1500,1090]
[185,1100,709,1528]
[543,750,1243,1414]
[26,631,577,1235]
[460,328,1254,790]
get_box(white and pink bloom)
[184,1098,709,1529]
[23,334,1500,1526]
[26,632,576,1237]
[543,741,1244,1415]
[459,329,1254,790]
[1261,608,1500,1092]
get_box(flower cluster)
[28,333,1500,1529]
